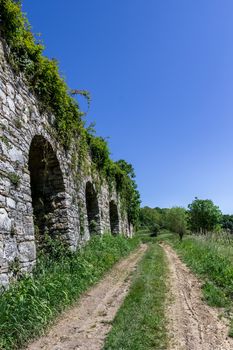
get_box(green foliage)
[8,172,20,186]
[87,134,110,171]
[222,214,233,233]
[202,281,230,308]
[8,257,20,278]
[115,159,136,179]
[0,0,85,146]
[0,135,11,147]
[113,160,140,226]
[104,244,168,350]
[135,229,155,243]
[150,222,160,236]
[139,206,186,235]
[166,206,187,240]
[0,234,140,350]
[188,197,222,233]
[139,206,162,230]
[36,233,72,261]
[89,219,99,235]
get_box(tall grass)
[0,234,140,350]
[159,232,233,335]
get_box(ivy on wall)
[0,0,140,226]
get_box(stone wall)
[0,39,132,288]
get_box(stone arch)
[28,135,68,249]
[85,181,100,235]
[109,200,120,235]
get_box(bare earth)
[163,243,233,350]
[26,244,147,350]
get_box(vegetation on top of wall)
[0,0,87,146]
[86,133,110,171]
[0,0,140,224]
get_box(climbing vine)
[0,0,141,226]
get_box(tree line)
[139,197,233,240]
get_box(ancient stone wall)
[0,39,132,288]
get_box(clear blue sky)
[22,0,233,214]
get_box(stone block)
[0,208,11,232]
[18,241,36,262]
[6,197,16,209]
[4,239,17,261]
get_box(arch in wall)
[28,135,68,248]
[109,200,120,235]
[85,181,100,235]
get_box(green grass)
[158,232,233,334]
[135,229,155,243]
[0,234,140,350]
[104,243,168,350]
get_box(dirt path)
[26,244,147,350]
[163,243,233,350]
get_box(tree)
[150,223,160,237]
[139,207,161,230]
[221,214,233,233]
[115,160,135,179]
[115,160,141,227]
[166,207,187,241]
[188,197,222,234]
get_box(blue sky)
[22,0,233,213]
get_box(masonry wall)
[0,39,132,288]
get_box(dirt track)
[163,244,233,350]
[26,244,147,350]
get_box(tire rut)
[26,244,147,350]
[163,243,233,350]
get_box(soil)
[163,243,233,350]
[26,244,147,350]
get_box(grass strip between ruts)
[104,243,168,350]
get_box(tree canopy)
[188,198,222,233]
[166,207,187,240]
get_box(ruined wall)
[0,39,132,288]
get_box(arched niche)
[85,181,100,235]
[28,135,68,249]
[109,200,120,235]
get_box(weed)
[14,118,22,129]
[8,172,20,187]
[8,257,20,277]
[0,135,10,148]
